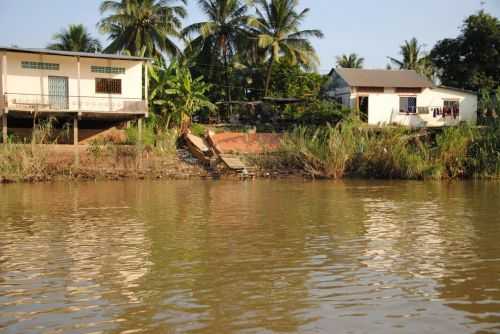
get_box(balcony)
[3,93,147,115]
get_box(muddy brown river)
[0,180,499,333]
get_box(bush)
[125,124,155,146]
[293,100,351,126]
[191,123,206,137]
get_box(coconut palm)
[336,53,364,69]
[98,0,187,59]
[47,24,102,52]
[249,0,323,96]
[388,37,434,79]
[182,0,251,107]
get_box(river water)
[0,180,499,333]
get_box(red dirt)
[208,132,282,154]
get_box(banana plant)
[149,62,216,131]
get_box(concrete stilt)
[137,117,143,144]
[2,111,7,144]
[73,116,79,146]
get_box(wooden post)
[2,111,7,144]
[73,116,78,146]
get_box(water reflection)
[0,180,499,333]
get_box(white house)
[0,46,150,144]
[326,68,478,128]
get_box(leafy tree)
[47,24,102,52]
[182,0,251,108]
[269,62,326,98]
[388,37,434,79]
[336,53,364,69]
[430,11,500,91]
[98,0,187,59]
[249,0,323,96]
[150,62,216,129]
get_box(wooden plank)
[220,154,247,170]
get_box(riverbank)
[2,119,499,184]
[0,144,300,184]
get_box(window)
[443,99,460,117]
[91,66,125,74]
[400,96,417,113]
[96,78,122,94]
[22,61,59,70]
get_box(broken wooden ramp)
[220,154,249,171]
[184,133,213,165]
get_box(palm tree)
[388,37,434,79]
[98,0,187,59]
[47,24,102,52]
[249,0,323,96]
[336,53,364,69]
[182,0,251,108]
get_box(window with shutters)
[95,78,122,94]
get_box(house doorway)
[48,76,69,110]
[357,96,369,121]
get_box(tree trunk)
[223,49,232,116]
[264,56,274,97]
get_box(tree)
[150,62,216,129]
[182,0,251,109]
[430,11,500,91]
[47,24,102,52]
[98,0,187,59]
[388,37,434,79]
[249,0,323,96]
[336,53,364,69]
[269,62,326,99]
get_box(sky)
[1,0,499,73]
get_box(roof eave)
[436,85,478,95]
[0,46,152,62]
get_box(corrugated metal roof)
[334,68,433,88]
[0,46,151,61]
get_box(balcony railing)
[3,93,147,114]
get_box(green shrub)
[125,124,155,146]
[191,123,206,137]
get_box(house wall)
[3,51,143,111]
[335,87,477,128]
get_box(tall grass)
[0,119,56,182]
[266,118,500,180]
[280,118,360,178]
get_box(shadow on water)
[0,180,499,333]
